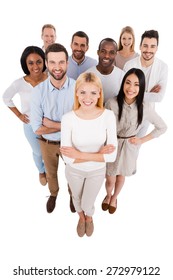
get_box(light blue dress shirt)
[31,76,75,141]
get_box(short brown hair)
[41,24,56,34]
[45,43,68,61]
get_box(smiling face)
[46,51,68,81]
[123,73,140,104]
[71,36,89,63]
[26,53,44,76]
[121,32,133,49]
[97,40,117,74]
[41,27,56,50]
[140,37,158,63]
[76,82,101,109]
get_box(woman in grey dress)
[101,68,167,214]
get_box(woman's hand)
[128,137,142,145]
[60,146,80,159]
[18,113,29,123]
[99,144,115,154]
[60,144,116,162]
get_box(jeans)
[23,124,45,173]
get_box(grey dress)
[105,97,167,176]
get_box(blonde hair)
[74,72,104,110]
[118,26,135,51]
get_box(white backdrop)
[0,1,172,279]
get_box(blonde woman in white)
[60,72,117,237]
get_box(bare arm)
[8,106,29,124]
[35,118,61,135]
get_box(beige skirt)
[106,138,140,176]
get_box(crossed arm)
[60,145,115,163]
[35,117,61,135]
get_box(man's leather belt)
[38,136,60,145]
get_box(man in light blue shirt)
[31,43,75,214]
[67,31,97,80]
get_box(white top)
[123,56,168,103]
[61,109,117,171]
[2,77,33,118]
[85,66,125,104]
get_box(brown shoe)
[77,220,85,237]
[39,172,47,186]
[86,220,94,237]
[46,196,56,213]
[101,196,110,211]
[109,199,117,214]
[70,196,76,213]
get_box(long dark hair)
[117,68,145,127]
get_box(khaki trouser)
[39,139,61,196]
[65,165,106,216]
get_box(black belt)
[38,136,60,145]
[117,135,136,139]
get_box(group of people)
[2,24,168,237]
